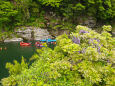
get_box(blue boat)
[40,39,56,43]
[47,39,56,42]
[47,39,52,42]
[40,39,47,42]
[51,39,56,42]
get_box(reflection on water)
[0,42,37,80]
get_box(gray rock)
[4,38,23,42]
[3,26,70,42]
[13,26,70,41]
[16,27,51,41]
[77,16,96,28]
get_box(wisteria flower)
[79,30,89,34]
[72,36,80,44]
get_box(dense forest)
[0,0,115,31]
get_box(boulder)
[16,27,52,41]
[4,38,23,42]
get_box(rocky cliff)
[4,27,69,42]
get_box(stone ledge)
[4,38,23,42]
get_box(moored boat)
[35,42,44,47]
[20,42,31,46]
[40,39,47,42]
[47,39,56,42]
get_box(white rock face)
[16,27,52,41]
[4,38,23,42]
[34,28,51,40]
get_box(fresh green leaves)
[0,0,115,31]
[38,0,63,7]
[2,25,114,86]
[0,1,18,30]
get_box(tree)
[13,0,32,22]
[111,0,115,18]
[38,0,63,7]
[0,0,18,30]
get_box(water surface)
[0,42,37,80]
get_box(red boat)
[20,42,31,46]
[35,42,40,45]
[35,42,44,47]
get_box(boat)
[20,42,31,46]
[35,42,40,45]
[47,39,52,43]
[40,39,47,42]
[40,39,56,43]
[52,41,56,44]
[47,39,56,43]
[51,39,56,42]
[35,42,44,47]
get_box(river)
[0,41,39,80]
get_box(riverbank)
[0,26,70,42]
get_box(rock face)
[4,38,23,42]
[48,29,70,37]
[15,27,52,41]
[77,16,96,28]
[3,27,70,42]
[34,28,51,40]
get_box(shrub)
[1,25,115,86]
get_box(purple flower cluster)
[79,30,89,34]
[78,51,81,53]
[89,38,100,45]
[94,38,100,43]
[81,48,85,53]
[78,48,85,54]
[97,46,101,53]
[88,39,93,44]
[88,38,101,53]
[72,36,80,44]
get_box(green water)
[0,42,37,80]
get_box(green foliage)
[59,0,114,21]
[0,31,14,41]
[38,0,63,7]
[111,0,115,18]
[0,0,18,30]
[102,25,112,31]
[2,25,115,86]
[50,19,76,31]
[14,0,32,22]
[0,0,115,31]
[6,57,28,76]
[1,57,28,86]
[26,11,46,28]
[74,3,86,11]
[96,0,113,20]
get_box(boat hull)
[20,42,31,46]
